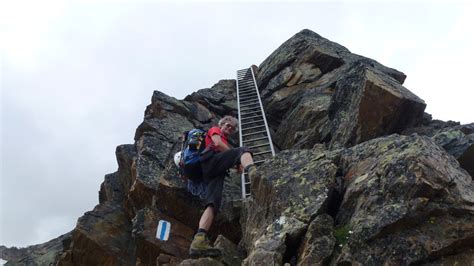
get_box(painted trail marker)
[156,220,171,241]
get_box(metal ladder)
[236,67,275,199]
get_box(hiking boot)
[246,164,259,180]
[189,232,222,258]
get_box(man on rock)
[189,115,257,257]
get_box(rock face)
[57,80,244,265]
[0,232,71,265]
[3,29,473,265]
[403,116,474,177]
[335,134,474,264]
[257,29,426,150]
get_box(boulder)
[214,235,242,266]
[0,233,71,265]
[334,134,474,264]
[241,148,341,263]
[58,203,135,265]
[156,253,182,265]
[132,207,195,264]
[257,29,426,149]
[180,257,223,266]
[403,118,474,177]
[297,214,335,266]
[243,216,306,266]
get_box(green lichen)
[334,225,351,246]
[429,216,436,224]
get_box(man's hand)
[211,134,231,151]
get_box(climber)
[189,115,257,258]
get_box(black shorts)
[200,147,252,213]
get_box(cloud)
[403,3,474,123]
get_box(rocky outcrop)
[3,29,473,265]
[257,29,426,150]
[334,134,474,264]
[56,80,243,265]
[403,115,474,177]
[0,232,71,265]
[240,134,473,265]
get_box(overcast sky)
[1,0,473,248]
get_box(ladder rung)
[254,159,265,165]
[241,112,262,117]
[240,95,257,99]
[245,182,251,185]
[240,106,260,111]
[242,130,266,137]
[241,119,263,126]
[241,110,261,115]
[239,96,257,101]
[241,106,260,112]
[241,102,259,107]
[243,136,269,143]
[239,96,258,101]
[240,91,257,96]
[254,150,273,156]
[248,143,271,149]
[240,98,259,104]
[241,115,262,120]
[239,87,255,91]
[242,125,266,131]
[240,102,259,108]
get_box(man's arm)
[211,134,231,152]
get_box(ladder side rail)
[250,67,276,156]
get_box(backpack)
[178,128,207,181]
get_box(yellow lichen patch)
[354,174,369,185]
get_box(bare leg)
[240,152,254,168]
[199,205,214,231]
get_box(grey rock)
[403,118,474,177]
[257,29,425,150]
[0,233,71,266]
[214,235,242,266]
[297,214,335,266]
[180,257,223,266]
[334,134,474,265]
